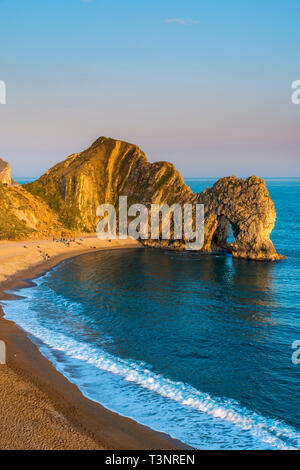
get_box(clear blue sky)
[0,0,299,177]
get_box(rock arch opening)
[211,215,239,253]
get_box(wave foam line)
[3,299,299,450]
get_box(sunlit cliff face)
[23,137,283,260]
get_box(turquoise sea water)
[3,178,300,449]
[14,177,37,185]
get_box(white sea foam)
[3,289,300,450]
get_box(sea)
[2,177,300,449]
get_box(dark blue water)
[3,178,300,449]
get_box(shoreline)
[0,236,188,450]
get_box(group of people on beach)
[52,237,83,247]
[23,237,101,263]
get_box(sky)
[0,0,299,177]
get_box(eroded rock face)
[25,137,283,260]
[0,158,12,186]
[195,176,283,260]
[0,183,70,240]
[25,137,193,232]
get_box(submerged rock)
[25,137,283,261]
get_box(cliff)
[0,158,13,186]
[24,137,283,260]
[0,181,70,240]
[195,176,281,260]
[25,137,192,232]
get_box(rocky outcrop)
[0,158,13,186]
[25,137,193,232]
[25,137,283,260]
[195,176,283,260]
[0,183,71,240]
